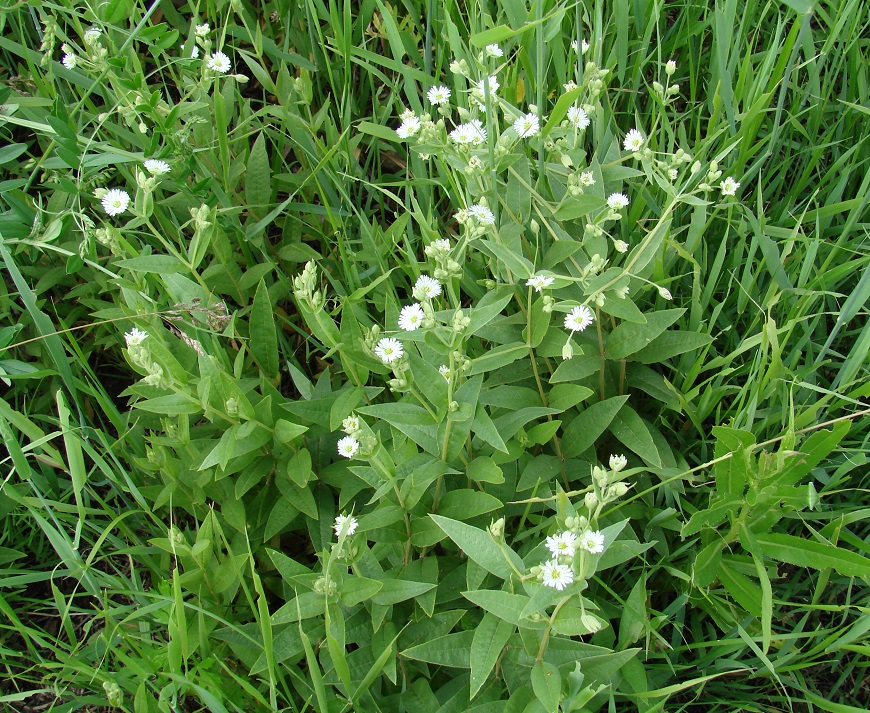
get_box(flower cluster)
[537,526,606,591]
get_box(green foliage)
[0,0,868,711]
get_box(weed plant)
[0,0,868,711]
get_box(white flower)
[720,177,740,197]
[396,115,422,139]
[545,531,578,558]
[567,106,590,129]
[607,193,629,210]
[526,274,555,292]
[398,303,425,331]
[374,337,404,364]
[61,53,76,70]
[101,189,130,216]
[413,275,442,300]
[334,513,359,536]
[181,43,200,58]
[485,44,503,58]
[83,28,101,45]
[623,128,645,152]
[579,530,605,554]
[468,204,495,225]
[571,38,590,54]
[449,120,486,145]
[609,454,628,472]
[564,305,594,332]
[513,112,541,138]
[439,364,451,379]
[613,239,629,253]
[665,59,677,76]
[668,168,679,181]
[541,560,574,590]
[578,171,595,186]
[143,159,170,175]
[206,51,231,73]
[336,436,360,459]
[476,75,499,96]
[400,108,416,122]
[195,23,210,36]
[124,327,148,346]
[563,81,578,92]
[427,85,451,105]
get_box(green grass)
[0,0,868,710]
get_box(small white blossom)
[195,23,210,36]
[181,43,200,58]
[613,239,629,253]
[374,337,404,364]
[449,120,486,145]
[425,238,451,257]
[720,177,740,197]
[398,303,425,331]
[607,193,629,210]
[571,38,590,54]
[399,108,415,122]
[206,51,231,73]
[124,328,148,346]
[563,80,578,92]
[485,44,503,58]
[83,28,101,45]
[342,415,360,434]
[476,75,499,96]
[564,305,594,332]
[336,436,360,459]
[579,171,595,186]
[545,531,578,558]
[101,189,130,216]
[468,204,495,225]
[609,454,628,472]
[439,364,451,380]
[143,159,170,175]
[623,128,645,152]
[413,274,442,300]
[665,59,677,76]
[61,53,76,70]
[541,560,574,590]
[396,115,422,139]
[513,112,541,138]
[427,85,451,105]
[579,530,605,554]
[567,106,590,129]
[334,513,359,536]
[526,274,555,292]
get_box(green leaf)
[554,194,605,221]
[467,456,504,484]
[681,497,740,537]
[134,394,202,415]
[547,384,594,412]
[561,396,629,459]
[274,419,308,444]
[470,614,515,699]
[606,309,685,360]
[692,540,725,587]
[527,297,550,348]
[438,489,504,520]
[531,661,561,713]
[608,407,662,468]
[632,330,713,363]
[755,533,870,578]
[480,238,535,279]
[246,132,272,219]
[718,562,762,617]
[462,589,533,627]
[549,354,603,383]
[773,421,850,487]
[467,286,514,337]
[469,342,528,375]
[618,574,647,648]
[711,427,756,498]
[116,255,187,273]
[401,630,474,667]
[250,280,279,379]
[371,579,436,606]
[329,386,364,431]
[430,515,523,580]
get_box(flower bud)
[609,454,628,472]
[665,60,677,76]
[613,240,629,253]
[562,341,575,360]
[658,287,673,300]
[488,517,505,539]
[584,492,598,510]
[607,482,630,498]
[580,613,604,633]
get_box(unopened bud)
[584,492,598,510]
[609,454,628,472]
